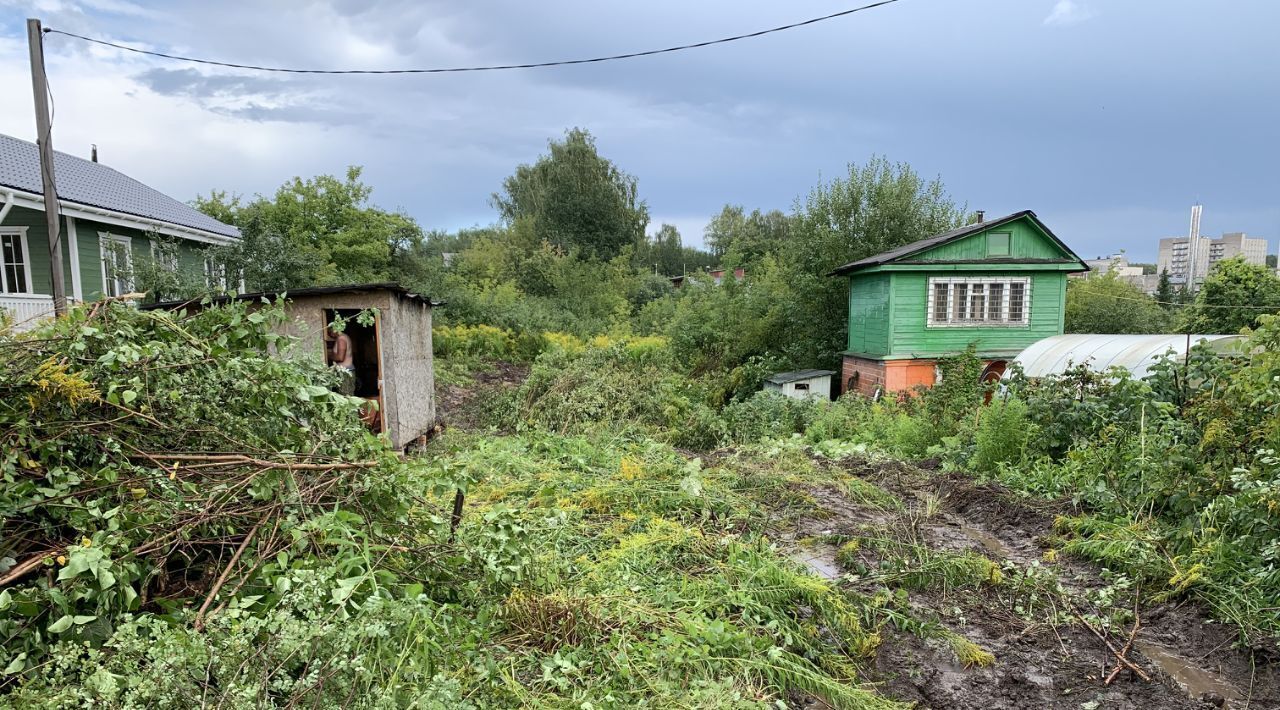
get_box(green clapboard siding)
[847,272,891,355]
[3,205,73,297]
[842,213,1081,361]
[886,271,1065,358]
[3,205,212,302]
[911,219,1069,262]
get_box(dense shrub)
[720,392,818,443]
[969,399,1034,474]
[510,343,720,448]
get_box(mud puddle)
[787,543,843,581]
[1135,640,1243,707]
[785,454,1280,709]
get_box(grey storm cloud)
[5,0,1278,257]
[134,68,282,98]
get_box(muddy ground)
[435,361,527,431]
[783,455,1280,710]
[436,369,1278,708]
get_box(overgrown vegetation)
[1,301,949,708]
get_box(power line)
[1084,285,1280,311]
[43,1,903,75]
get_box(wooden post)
[27,18,67,317]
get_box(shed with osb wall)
[146,283,438,450]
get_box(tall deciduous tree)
[704,206,793,265]
[1177,257,1280,333]
[788,157,968,363]
[195,167,424,291]
[492,128,648,260]
[1065,272,1169,334]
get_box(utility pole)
[27,18,67,317]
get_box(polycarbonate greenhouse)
[1009,333,1245,380]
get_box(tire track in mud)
[781,455,1279,710]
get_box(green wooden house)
[0,132,239,329]
[829,210,1088,396]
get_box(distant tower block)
[1187,204,1203,287]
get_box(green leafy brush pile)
[0,302,454,705]
[0,303,922,708]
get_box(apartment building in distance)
[1071,252,1157,292]
[1156,206,1269,291]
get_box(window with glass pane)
[1008,282,1026,322]
[987,283,1004,320]
[932,282,949,323]
[101,236,132,298]
[927,277,1029,326]
[969,284,986,322]
[1,233,29,294]
[952,283,968,320]
[151,242,178,272]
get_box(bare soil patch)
[783,455,1279,709]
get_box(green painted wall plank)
[4,206,213,302]
[847,272,890,355]
[886,271,1066,358]
[914,219,1069,262]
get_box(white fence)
[0,293,57,332]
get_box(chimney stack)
[975,210,985,224]
[90,144,98,163]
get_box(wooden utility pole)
[27,18,67,317]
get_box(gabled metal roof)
[766,369,835,384]
[828,210,1087,276]
[0,132,240,240]
[1010,334,1244,380]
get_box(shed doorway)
[324,308,384,434]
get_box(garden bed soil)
[784,456,1279,709]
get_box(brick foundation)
[841,356,939,397]
[841,355,1011,398]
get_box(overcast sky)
[1,0,1277,261]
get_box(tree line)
[173,126,1280,377]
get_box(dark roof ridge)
[828,210,1086,276]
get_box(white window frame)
[0,227,35,295]
[204,254,230,290]
[150,239,178,273]
[926,276,1031,327]
[99,232,133,298]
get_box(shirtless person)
[325,324,356,396]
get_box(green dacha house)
[829,210,1088,397]
[0,132,239,329]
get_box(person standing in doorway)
[325,323,357,396]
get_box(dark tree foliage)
[492,128,649,260]
[704,206,793,263]
[195,167,427,292]
[633,224,716,277]
[1065,273,1170,334]
[1154,269,1175,310]
[1177,256,1280,333]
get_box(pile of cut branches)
[0,301,448,682]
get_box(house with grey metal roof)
[0,132,239,329]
